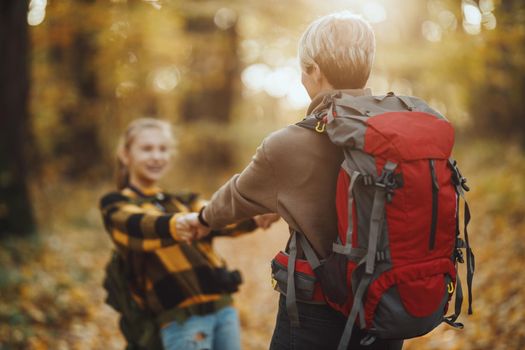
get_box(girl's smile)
[121,127,173,189]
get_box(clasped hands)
[175,212,210,242]
[175,212,280,243]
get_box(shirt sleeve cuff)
[198,206,210,227]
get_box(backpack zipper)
[429,160,440,250]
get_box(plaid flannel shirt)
[99,186,257,324]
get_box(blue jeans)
[160,306,241,350]
[270,295,404,350]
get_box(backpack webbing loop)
[443,274,465,329]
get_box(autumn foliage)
[1,0,524,349]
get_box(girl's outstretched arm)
[100,192,191,251]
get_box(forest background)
[1,0,524,349]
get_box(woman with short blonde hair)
[177,11,403,350]
[298,12,376,90]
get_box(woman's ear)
[314,64,334,91]
[312,63,332,89]
[310,63,322,83]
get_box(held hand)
[253,213,280,230]
[175,213,196,243]
[193,216,212,240]
[175,213,211,242]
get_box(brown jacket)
[203,88,372,258]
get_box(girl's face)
[122,127,172,188]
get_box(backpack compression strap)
[337,161,398,350]
[451,159,474,312]
[444,160,475,327]
[333,170,363,256]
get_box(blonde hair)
[115,118,174,190]
[298,11,376,89]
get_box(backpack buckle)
[449,160,470,192]
[271,277,277,289]
[455,248,465,263]
[375,162,401,202]
[360,334,377,346]
[460,177,470,192]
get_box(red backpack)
[271,92,474,349]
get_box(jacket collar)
[306,88,372,116]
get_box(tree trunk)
[179,11,239,174]
[47,0,105,179]
[0,0,36,236]
[468,0,525,145]
[181,14,238,123]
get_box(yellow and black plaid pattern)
[99,187,257,323]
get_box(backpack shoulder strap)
[285,229,324,328]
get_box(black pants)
[269,295,404,350]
